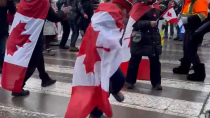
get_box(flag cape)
[120,2,160,80]
[1,0,50,93]
[65,3,123,118]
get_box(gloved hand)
[181,17,188,24]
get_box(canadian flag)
[1,0,49,93]
[161,7,178,24]
[65,3,123,118]
[120,2,160,80]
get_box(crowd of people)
[1,0,210,117]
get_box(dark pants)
[0,35,7,68]
[163,22,174,37]
[69,21,79,47]
[182,25,201,65]
[90,68,125,117]
[60,20,70,47]
[176,24,180,38]
[126,54,161,87]
[22,36,50,88]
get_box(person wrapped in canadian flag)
[64,0,132,118]
[1,0,71,97]
[125,0,163,90]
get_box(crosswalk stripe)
[44,56,210,68]
[0,103,61,118]
[44,63,210,92]
[0,77,204,117]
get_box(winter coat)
[79,0,94,32]
[130,8,162,57]
[0,0,16,37]
[66,0,85,21]
[43,1,58,36]
[43,20,57,36]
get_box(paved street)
[1,35,210,118]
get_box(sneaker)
[69,46,79,52]
[44,49,55,56]
[11,89,30,97]
[112,92,124,102]
[153,84,163,90]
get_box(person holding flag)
[1,0,71,97]
[64,0,132,118]
[172,0,208,81]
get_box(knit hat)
[112,0,133,13]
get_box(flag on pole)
[177,18,185,38]
[1,0,50,93]
[64,3,124,118]
[161,7,178,24]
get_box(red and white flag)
[1,0,49,93]
[65,3,123,118]
[161,7,178,24]
[120,2,160,80]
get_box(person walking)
[57,0,71,49]
[173,0,208,81]
[0,0,16,73]
[66,0,87,52]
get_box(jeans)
[60,20,70,47]
[90,68,125,117]
[69,20,79,47]
[0,35,7,68]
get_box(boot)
[126,83,135,89]
[11,89,30,97]
[69,46,79,52]
[174,37,179,41]
[153,84,163,90]
[173,58,191,74]
[187,63,206,81]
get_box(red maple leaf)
[78,26,101,74]
[167,12,172,17]
[7,22,31,56]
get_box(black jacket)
[79,0,94,32]
[66,0,85,21]
[131,8,162,57]
[0,0,16,37]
